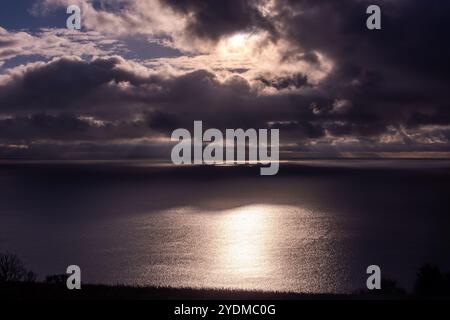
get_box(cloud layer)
[0,0,449,159]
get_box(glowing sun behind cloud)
[148,29,334,94]
[216,32,255,57]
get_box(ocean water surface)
[1,160,450,293]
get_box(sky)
[0,0,449,160]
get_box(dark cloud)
[271,0,450,147]
[407,106,450,128]
[0,56,152,114]
[146,110,182,131]
[273,0,450,117]
[0,56,322,151]
[165,0,274,41]
[0,113,154,142]
[257,73,309,90]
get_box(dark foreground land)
[0,282,411,300]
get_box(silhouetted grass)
[0,282,413,300]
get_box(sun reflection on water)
[132,204,342,292]
[214,205,276,281]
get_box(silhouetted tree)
[0,252,30,282]
[24,270,37,283]
[414,264,449,296]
